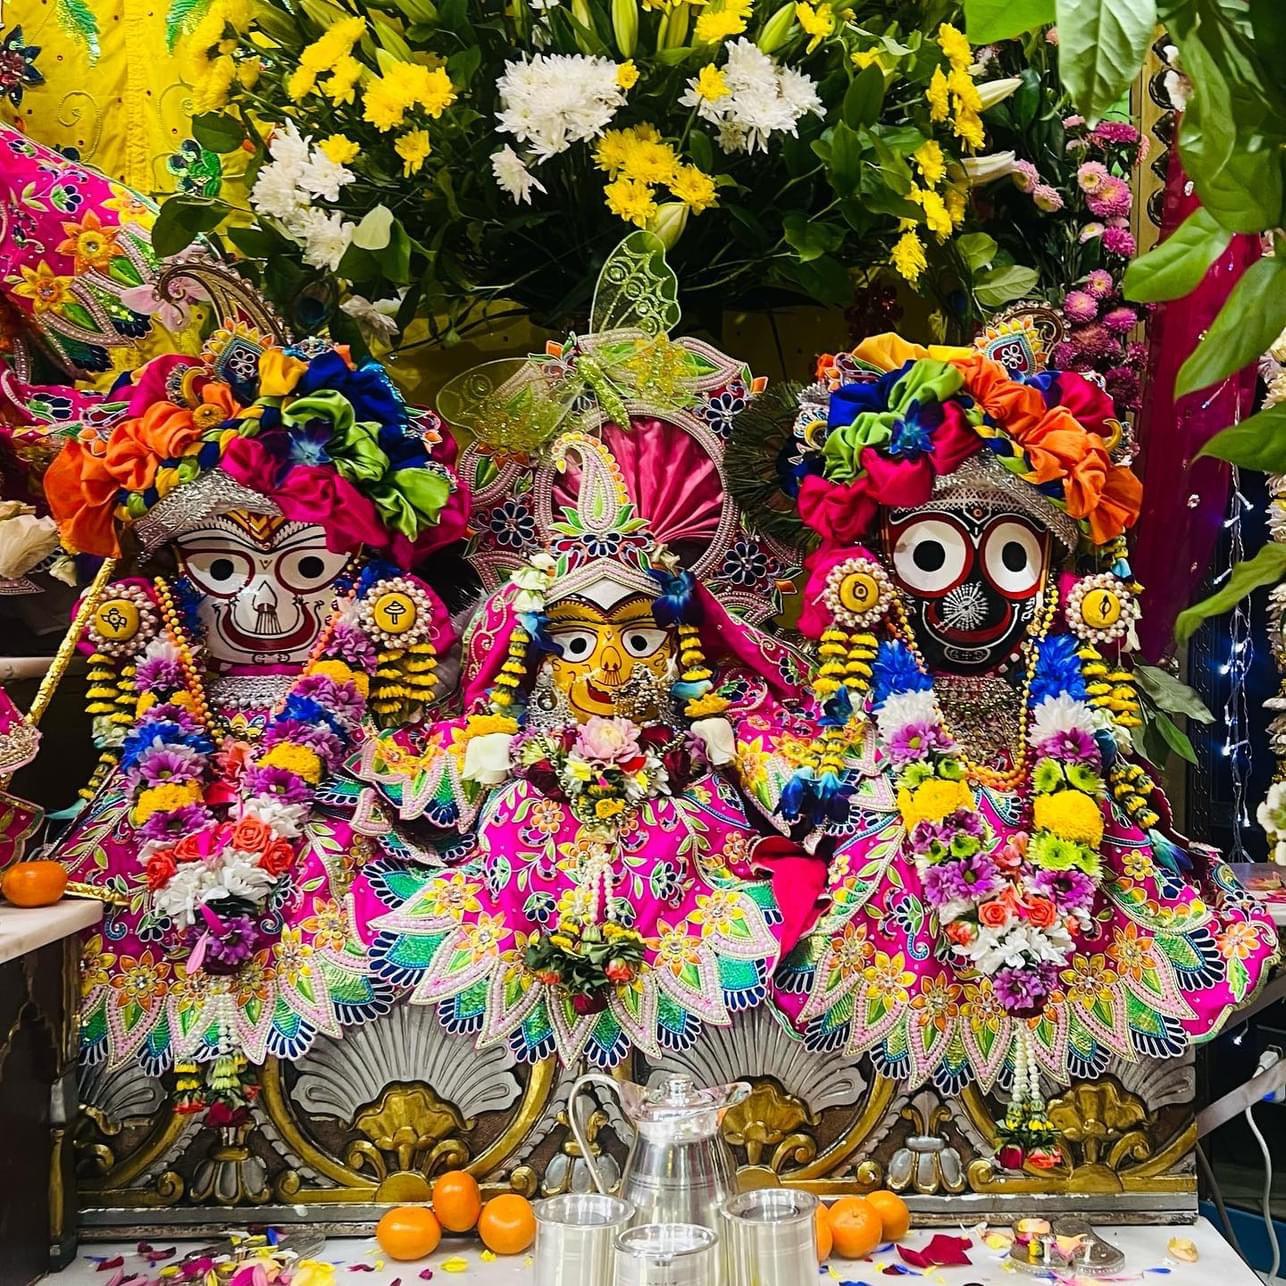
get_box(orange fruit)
[865,1190,910,1242]
[828,1196,883,1260]
[2,861,67,908]
[376,1206,441,1261]
[477,1194,536,1255]
[815,1205,833,1263]
[432,1170,482,1232]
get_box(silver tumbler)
[534,1193,635,1286]
[719,1188,818,1286]
[614,1223,719,1286]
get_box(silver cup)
[614,1223,719,1286]
[719,1188,818,1286]
[534,1193,635,1286]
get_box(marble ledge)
[0,898,102,965]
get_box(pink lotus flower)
[574,715,643,765]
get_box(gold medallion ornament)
[823,556,893,631]
[86,584,159,657]
[1064,573,1140,646]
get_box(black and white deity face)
[884,503,1052,675]
[174,510,350,666]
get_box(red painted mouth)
[216,605,320,655]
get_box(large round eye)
[982,520,1046,597]
[891,518,969,596]
[551,629,599,662]
[179,547,254,597]
[621,627,668,659]
[275,545,349,594]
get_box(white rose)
[691,717,736,766]
[0,510,59,578]
[463,732,514,785]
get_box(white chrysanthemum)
[495,53,626,159]
[704,40,823,154]
[491,145,546,205]
[250,161,306,222]
[152,861,219,926]
[294,207,356,271]
[140,636,181,665]
[875,689,941,741]
[301,152,355,202]
[1257,780,1286,834]
[1027,693,1097,747]
[250,798,309,838]
[214,854,279,902]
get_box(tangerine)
[816,1205,833,1263]
[865,1190,910,1242]
[375,1206,441,1261]
[432,1170,482,1232]
[2,861,67,907]
[828,1196,883,1260]
[477,1194,536,1255]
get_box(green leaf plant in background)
[965,0,1286,640]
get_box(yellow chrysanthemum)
[362,62,456,132]
[948,66,982,112]
[286,65,318,101]
[605,176,659,228]
[193,56,237,112]
[913,139,945,186]
[395,129,432,175]
[692,64,730,101]
[897,776,973,829]
[795,1,835,52]
[623,137,680,185]
[616,59,640,89]
[237,57,262,89]
[668,164,718,213]
[260,743,325,785]
[945,184,967,227]
[299,16,365,74]
[910,185,952,239]
[595,129,634,174]
[937,22,972,72]
[133,780,203,824]
[319,133,361,166]
[695,0,752,44]
[953,107,985,150]
[890,229,927,284]
[308,658,369,698]
[926,65,950,122]
[323,55,364,105]
[1034,790,1105,847]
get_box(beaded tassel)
[844,630,877,696]
[1079,642,1142,729]
[370,642,440,726]
[371,648,409,722]
[677,623,729,717]
[490,626,530,714]
[1109,762,1161,830]
[815,627,849,698]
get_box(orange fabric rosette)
[45,380,241,556]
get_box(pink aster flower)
[887,720,952,766]
[1104,305,1138,333]
[1106,365,1141,408]
[1086,176,1132,219]
[1033,184,1064,212]
[1064,290,1098,323]
[1078,222,1105,243]
[1049,341,1079,368]
[1102,225,1136,257]
[1071,323,1116,358]
[1062,114,1084,129]
[1076,161,1110,193]
[1084,268,1115,299]
[1011,160,1040,194]
[136,744,204,786]
[1092,121,1140,146]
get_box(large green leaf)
[1175,542,1286,642]
[1122,208,1233,302]
[1134,665,1215,723]
[1175,256,1286,398]
[191,111,245,154]
[150,196,227,257]
[1198,403,1286,470]
[843,65,885,129]
[974,264,1040,307]
[1055,0,1157,124]
[965,0,1054,41]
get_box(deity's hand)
[690,717,736,766]
[462,732,515,785]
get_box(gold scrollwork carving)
[722,1080,817,1171]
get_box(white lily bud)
[648,202,690,251]
[975,77,1023,110]
[961,150,1017,186]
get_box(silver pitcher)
[568,1072,750,1231]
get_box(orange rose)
[946,921,976,947]
[1024,896,1058,929]
[259,838,295,876]
[978,899,1012,929]
[173,832,205,861]
[231,815,273,853]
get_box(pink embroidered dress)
[0,138,470,1106]
[746,333,1278,1161]
[351,240,825,1068]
